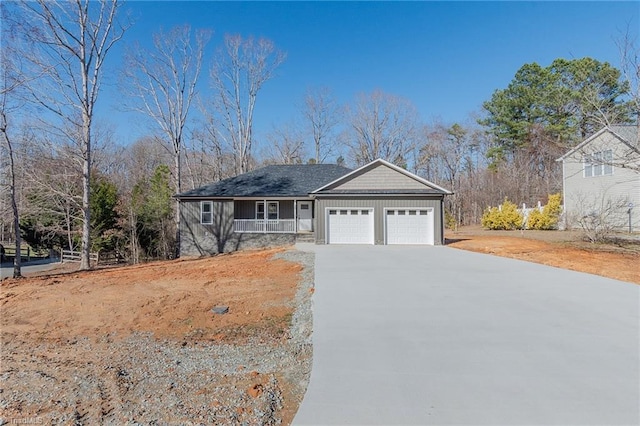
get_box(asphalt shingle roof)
[177,164,353,198]
[317,189,444,195]
[610,124,639,146]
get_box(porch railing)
[234,219,296,233]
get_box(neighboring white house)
[558,125,640,232]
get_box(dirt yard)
[1,248,314,425]
[2,230,637,424]
[447,226,639,285]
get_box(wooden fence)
[60,249,123,266]
[0,244,49,262]
[61,249,98,264]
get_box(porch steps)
[295,233,315,243]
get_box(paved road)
[0,258,60,279]
[293,245,639,425]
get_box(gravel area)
[0,249,314,425]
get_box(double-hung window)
[201,201,213,224]
[256,201,278,220]
[584,150,613,177]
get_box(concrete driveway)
[293,245,639,425]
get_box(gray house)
[177,158,452,256]
[558,125,639,232]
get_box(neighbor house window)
[256,201,279,220]
[584,150,613,177]
[201,201,213,224]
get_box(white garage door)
[386,209,434,245]
[327,208,374,244]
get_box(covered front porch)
[232,199,314,234]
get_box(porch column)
[263,199,267,233]
[294,200,297,233]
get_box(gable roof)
[176,164,352,198]
[311,158,453,195]
[557,125,640,161]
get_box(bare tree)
[617,25,640,145]
[345,90,420,167]
[19,132,84,252]
[186,111,235,189]
[572,191,631,242]
[0,85,22,278]
[109,136,171,263]
[0,5,27,277]
[303,87,341,163]
[123,25,210,257]
[421,123,477,229]
[264,122,306,165]
[210,34,286,174]
[19,0,127,270]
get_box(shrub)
[481,198,524,230]
[527,193,562,230]
[444,209,456,230]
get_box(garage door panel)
[386,208,434,245]
[327,209,374,244]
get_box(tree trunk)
[80,117,91,270]
[129,206,139,264]
[174,145,181,258]
[6,132,21,278]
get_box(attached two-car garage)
[325,207,435,245]
[313,159,451,246]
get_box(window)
[201,201,213,224]
[603,150,613,175]
[584,150,613,177]
[584,155,593,177]
[256,201,279,220]
[267,202,278,219]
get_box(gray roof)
[316,189,445,195]
[177,164,353,198]
[558,124,640,161]
[610,124,638,145]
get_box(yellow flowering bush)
[527,193,562,230]
[481,198,524,230]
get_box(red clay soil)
[1,248,308,425]
[447,228,639,285]
[1,248,300,343]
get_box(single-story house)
[558,125,639,232]
[177,158,452,256]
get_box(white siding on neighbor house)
[562,131,640,231]
[331,163,427,190]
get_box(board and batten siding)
[179,199,298,256]
[179,200,235,255]
[315,196,445,245]
[329,164,426,191]
[562,131,640,231]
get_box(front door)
[297,201,313,232]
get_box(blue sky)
[101,1,639,150]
